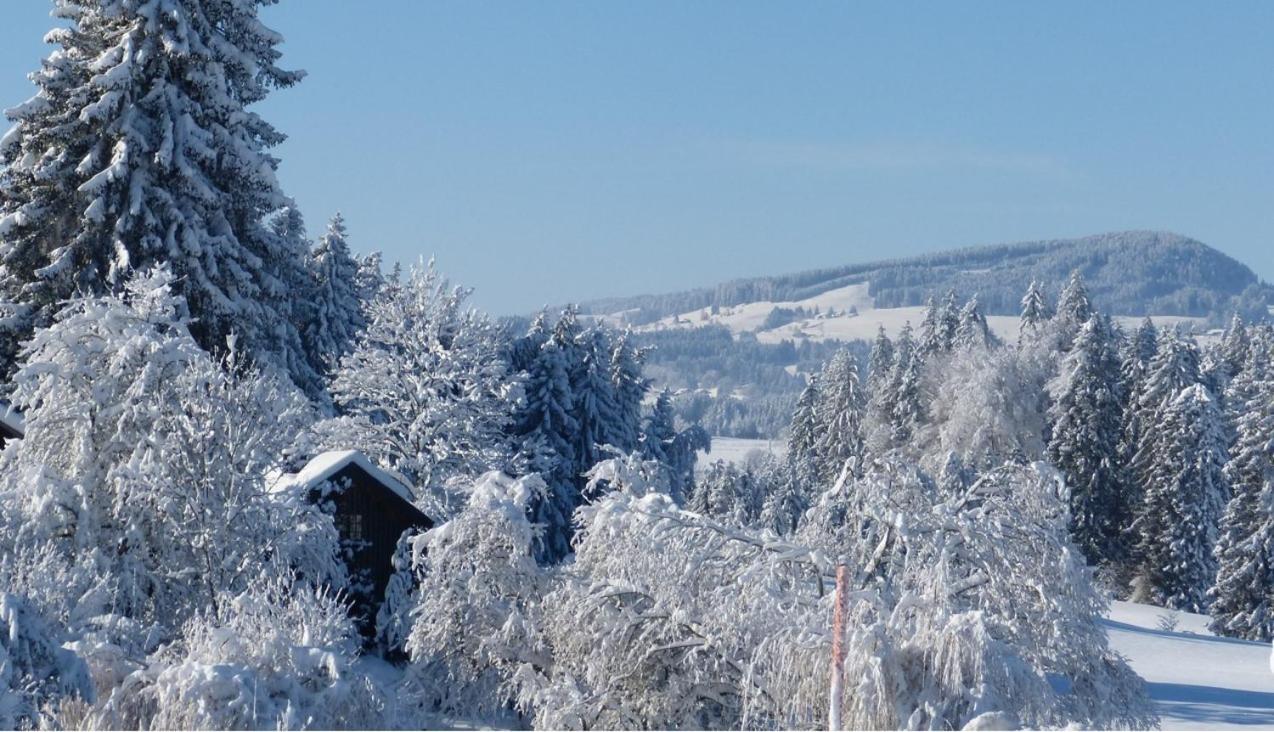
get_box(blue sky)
[3,2,1272,314]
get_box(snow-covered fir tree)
[920,290,960,356]
[640,388,709,503]
[1056,270,1094,348]
[1047,314,1125,564]
[0,0,316,390]
[1019,279,1052,338]
[813,348,866,483]
[866,324,894,393]
[304,213,366,375]
[1209,332,1274,639]
[1132,384,1228,612]
[954,294,995,350]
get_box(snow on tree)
[867,322,926,455]
[1047,315,1126,565]
[954,294,995,350]
[0,267,332,632]
[0,592,93,729]
[516,456,1154,730]
[687,459,765,527]
[0,0,315,389]
[920,343,1047,469]
[1054,269,1095,346]
[1127,329,1201,509]
[1117,318,1158,497]
[757,457,810,537]
[866,324,894,394]
[813,348,866,483]
[786,376,820,471]
[1132,384,1228,612]
[1209,334,1274,640]
[324,260,518,519]
[304,213,367,376]
[608,331,649,453]
[90,578,388,730]
[404,472,549,721]
[1019,279,1053,338]
[640,388,709,504]
[920,290,960,356]
[354,250,386,312]
[515,332,581,563]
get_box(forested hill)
[578,231,1271,325]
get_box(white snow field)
[629,281,1209,345]
[695,436,786,472]
[1104,601,1274,729]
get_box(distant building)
[272,450,433,638]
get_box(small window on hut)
[339,512,365,542]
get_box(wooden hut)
[273,450,433,636]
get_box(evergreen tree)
[608,331,649,453]
[1117,318,1159,485]
[889,323,926,446]
[1019,279,1052,338]
[1056,270,1094,349]
[0,0,313,387]
[955,295,994,350]
[814,349,866,483]
[517,338,580,562]
[1127,329,1201,528]
[1220,314,1251,380]
[1132,384,1228,612]
[1047,315,1125,563]
[305,214,366,375]
[1209,336,1274,640]
[354,251,386,310]
[866,324,895,395]
[787,377,820,470]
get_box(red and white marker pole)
[829,563,848,731]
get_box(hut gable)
[274,450,433,639]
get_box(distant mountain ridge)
[579,231,1270,326]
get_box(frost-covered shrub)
[516,458,1154,730]
[403,471,549,720]
[0,593,93,730]
[92,578,386,730]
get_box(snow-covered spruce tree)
[1117,318,1159,499]
[92,577,387,730]
[1019,279,1053,339]
[608,331,649,452]
[0,0,317,390]
[0,592,94,730]
[514,332,580,563]
[1209,336,1274,639]
[1056,269,1094,348]
[919,290,960,356]
[1047,314,1126,565]
[865,324,894,395]
[688,459,765,527]
[813,348,866,483]
[1126,329,1201,511]
[0,267,329,632]
[354,250,386,311]
[954,294,995,350]
[640,388,710,504]
[757,456,810,537]
[304,213,366,376]
[404,472,549,721]
[1132,384,1228,612]
[867,322,925,455]
[786,376,820,471]
[323,260,518,519]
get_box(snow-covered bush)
[91,578,387,730]
[323,261,519,519]
[403,471,549,720]
[0,267,330,632]
[0,592,93,730]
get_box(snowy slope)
[1105,601,1274,729]
[630,281,1209,346]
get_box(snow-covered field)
[1107,601,1274,729]
[696,436,785,472]
[630,281,1210,345]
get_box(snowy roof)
[272,450,415,504]
[0,403,24,438]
